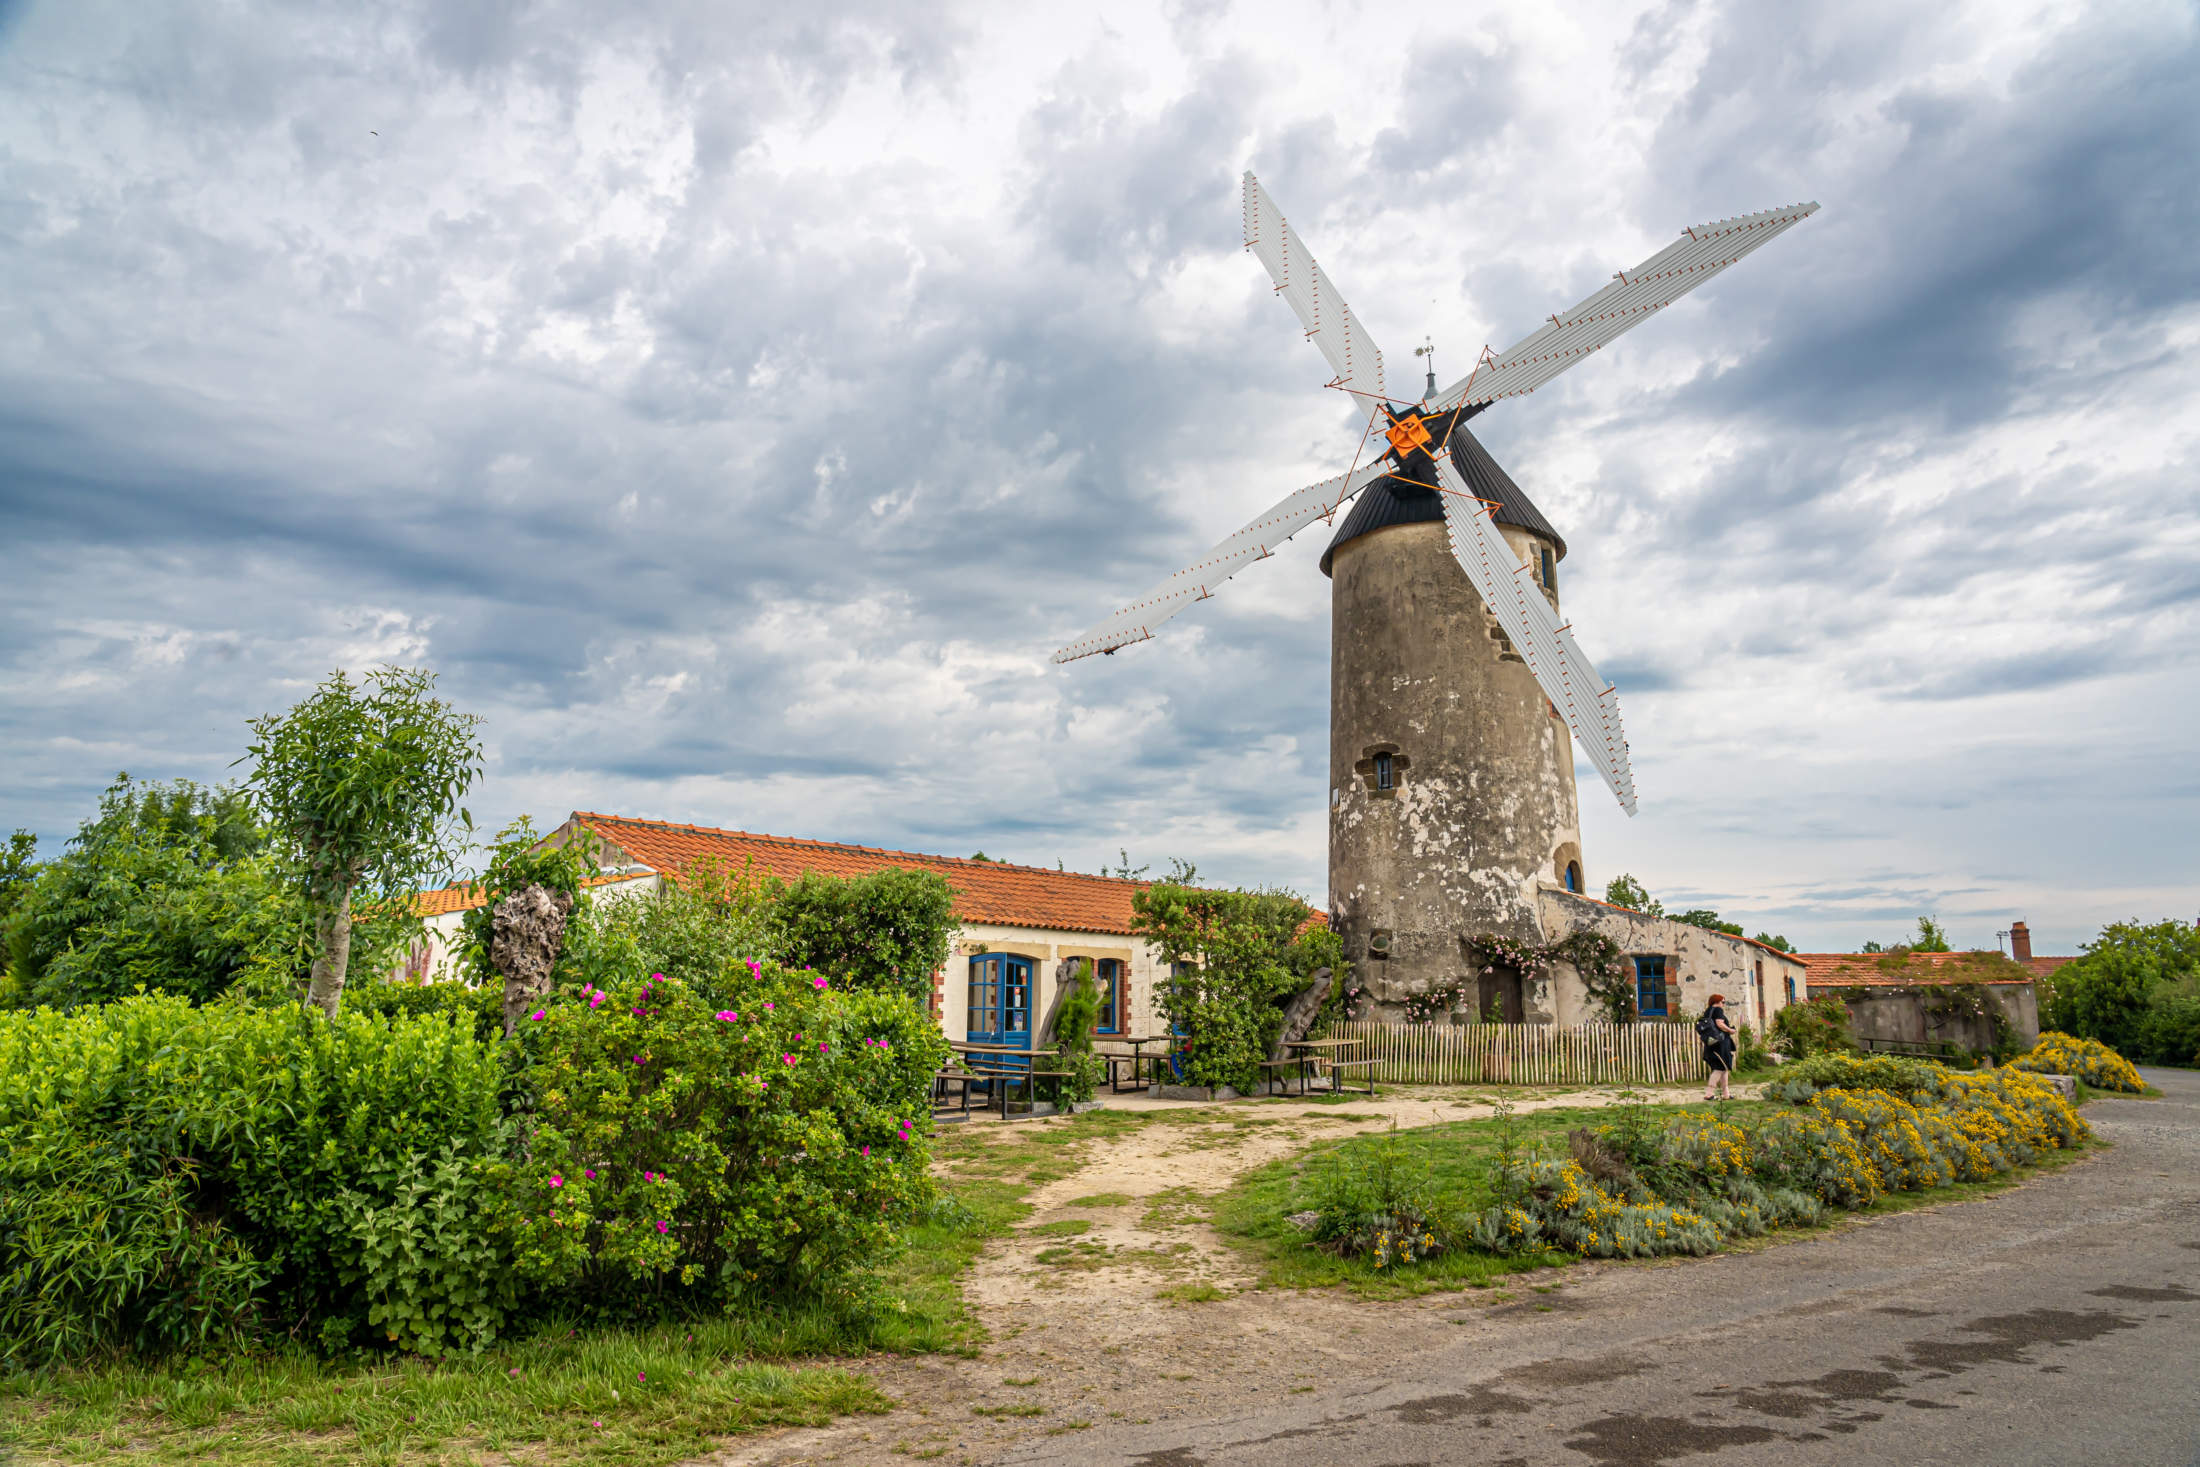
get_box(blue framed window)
[1374,752,1395,790]
[1634,955,1669,1017]
[1094,958,1124,1034]
[1564,860,1583,893]
[1785,975,1796,1004]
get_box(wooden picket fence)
[1333,1019,1703,1087]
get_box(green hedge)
[0,960,948,1363]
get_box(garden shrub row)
[2007,1031,2146,1094]
[1463,1069,2086,1261]
[1310,1066,2088,1270]
[0,960,946,1364]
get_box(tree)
[0,828,37,930]
[1752,932,1794,953]
[1673,908,1744,937]
[242,667,483,1019]
[563,853,775,1003]
[769,866,958,1001]
[1911,916,1952,953]
[1604,874,1664,918]
[3,776,308,1009]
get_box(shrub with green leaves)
[768,866,958,1001]
[1770,1053,1950,1103]
[1770,995,1856,1057]
[0,996,505,1362]
[1133,882,1335,1092]
[495,960,948,1310]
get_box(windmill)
[1054,174,1816,1012]
[1054,174,1818,819]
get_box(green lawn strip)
[0,1323,884,1467]
[1213,1100,2096,1298]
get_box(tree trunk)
[306,886,353,1020]
[496,884,576,1038]
[1268,967,1336,1062]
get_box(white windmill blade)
[1434,454,1638,815]
[1242,172,1388,405]
[1432,201,1818,412]
[1053,456,1395,664]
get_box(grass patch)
[1065,1192,1134,1208]
[1154,1283,1227,1303]
[1027,1219,1092,1238]
[0,1322,886,1467]
[971,1402,1048,1418]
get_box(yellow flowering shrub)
[2008,1032,2145,1094]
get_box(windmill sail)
[1242,173,1388,405]
[1434,454,1637,815]
[1432,202,1819,412]
[1052,457,1395,663]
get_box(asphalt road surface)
[1005,1068,2200,1467]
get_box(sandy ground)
[702,1081,1732,1466]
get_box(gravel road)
[1001,1067,2200,1467]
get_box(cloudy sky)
[2,0,2194,954]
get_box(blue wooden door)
[966,954,1034,1062]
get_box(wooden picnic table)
[943,1043,1064,1118]
[1283,1036,1378,1097]
[1095,1034,1171,1092]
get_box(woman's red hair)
[1706,993,1726,1005]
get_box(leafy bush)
[2135,994,2200,1068]
[1311,1127,1450,1267]
[343,978,503,1042]
[1771,995,1855,1057]
[337,1146,516,1356]
[2008,1032,2145,1094]
[0,996,505,1362]
[768,867,958,1001]
[1770,1053,1949,1103]
[495,961,948,1310]
[1133,882,1334,1092]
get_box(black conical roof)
[1318,423,1565,576]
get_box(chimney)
[2009,921,2033,965]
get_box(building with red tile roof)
[538,813,1219,1045]
[1794,947,2041,1052]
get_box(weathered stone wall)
[1830,983,2039,1054]
[1328,519,1580,1017]
[1536,888,1809,1035]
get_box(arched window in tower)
[1374,752,1395,790]
[1540,545,1557,591]
[1564,860,1583,893]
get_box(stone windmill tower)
[1055,175,1816,1018]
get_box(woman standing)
[1699,993,1737,1100]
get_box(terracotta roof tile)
[1797,950,2037,988]
[567,813,1160,937]
[411,871,649,918]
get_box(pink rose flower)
[585,1169,596,1179]
[530,1010,546,1021]
[715,1011,737,1022]
[813,975,828,990]
[549,1174,564,1188]
[782,1053,797,1065]
[654,1222,667,1235]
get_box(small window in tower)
[1565,861,1583,893]
[1374,752,1395,790]
[1540,546,1556,590]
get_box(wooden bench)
[961,1059,1074,1117]
[1103,1051,1161,1092]
[1320,1057,1380,1097]
[932,1066,984,1119]
[1256,1056,1316,1095]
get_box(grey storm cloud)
[2,0,2195,954]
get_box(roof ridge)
[570,811,1154,888]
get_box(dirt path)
[705,1082,1727,1467]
